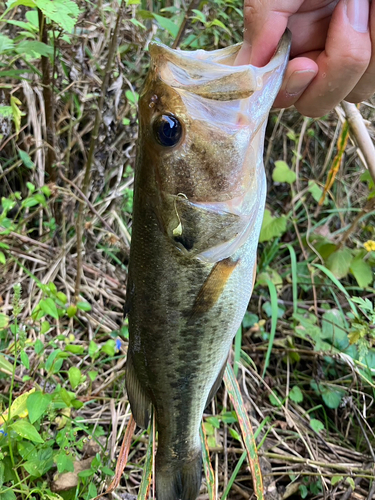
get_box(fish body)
[126,33,291,500]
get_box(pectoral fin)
[189,258,239,320]
[126,356,151,429]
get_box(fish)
[125,31,291,500]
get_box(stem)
[172,0,200,49]
[38,9,56,183]
[74,1,124,301]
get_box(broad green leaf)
[0,314,9,329]
[289,385,303,403]
[68,366,81,389]
[101,340,115,357]
[0,388,35,424]
[20,351,30,369]
[0,251,5,264]
[6,0,36,7]
[55,451,74,473]
[35,0,79,32]
[76,301,91,311]
[10,419,44,443]
[331,475,344,486]
[310,418,324,433]
[272,160,296,184]
[41,320,51,334]
[0,353,12,373]
[0,489,17,500]
[16,41,53,57]
[259,209,287,242]
[326,247,353,280]
[18,149,35,168]
[350,257,373,288]
[152,13,179,37]
[0,106,12,118]
[321,309,348,350]
[307,180,329,205]
[0,34,14,53]
[27,391,52,423]
[322,389,344,409]
[39,298,59,319]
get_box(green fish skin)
[125,31,291,500]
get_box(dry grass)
[1,1,375,499]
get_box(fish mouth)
[148,29,291,101]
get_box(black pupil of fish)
[154,115,182,147]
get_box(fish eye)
[153,114,182,147]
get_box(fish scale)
[125,31,291,500]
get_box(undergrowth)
[0,0,375,499]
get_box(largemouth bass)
[125,31,291,500]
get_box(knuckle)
[337,45,371,70]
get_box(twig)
[38,9,56,183]
[74,1,124,301]
[341,101,375,185]
[172,0,200,49]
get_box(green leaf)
[321,309,348,350]
[269,390,282,407]
[326,247,353,280]
[322,389,344,409]
[259,209,287,242]
[18,149,35,169]
[64,345,84,355]
[308,180,328,204]
[346,477,355,489]
[10,419,44,443]
[101,340,115,357]
[0,106,13,118]
[289,385,303,403]
[20,351,30,369]
[55,451,74,473]
[10,96,25,136]
[228,427,241,441]
[350,257,373,288]
[27,391,52,423]
[66,304,77,318]
[35,0,80,32]
[0,489,17,500]
[0,314,9,329]
[152,13,179,37]
[76,301,91,311]
[68,366,81,389]
[0,34,14,53]
[41,320,51,334]
[0,251,5,264]
[88,371,98,382]
[331,475,343,486]
[272,160,296,184]
[310,418,324,433]
[39,298,59,319]
[16,40,53,57]
[0,353,13,373]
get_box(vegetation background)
[1,0,375,499]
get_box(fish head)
[136,32,291,260]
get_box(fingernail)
[346,0,369,33]
[285,70,317,96]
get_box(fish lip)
[148,28,291,71]
[147,30,291,101]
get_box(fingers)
[345,0,375,102]
[272,56,318,109]
[294,0,372,116]
[235,1,301,66]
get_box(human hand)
[236,0,374,117]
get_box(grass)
[1,0,375,499]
